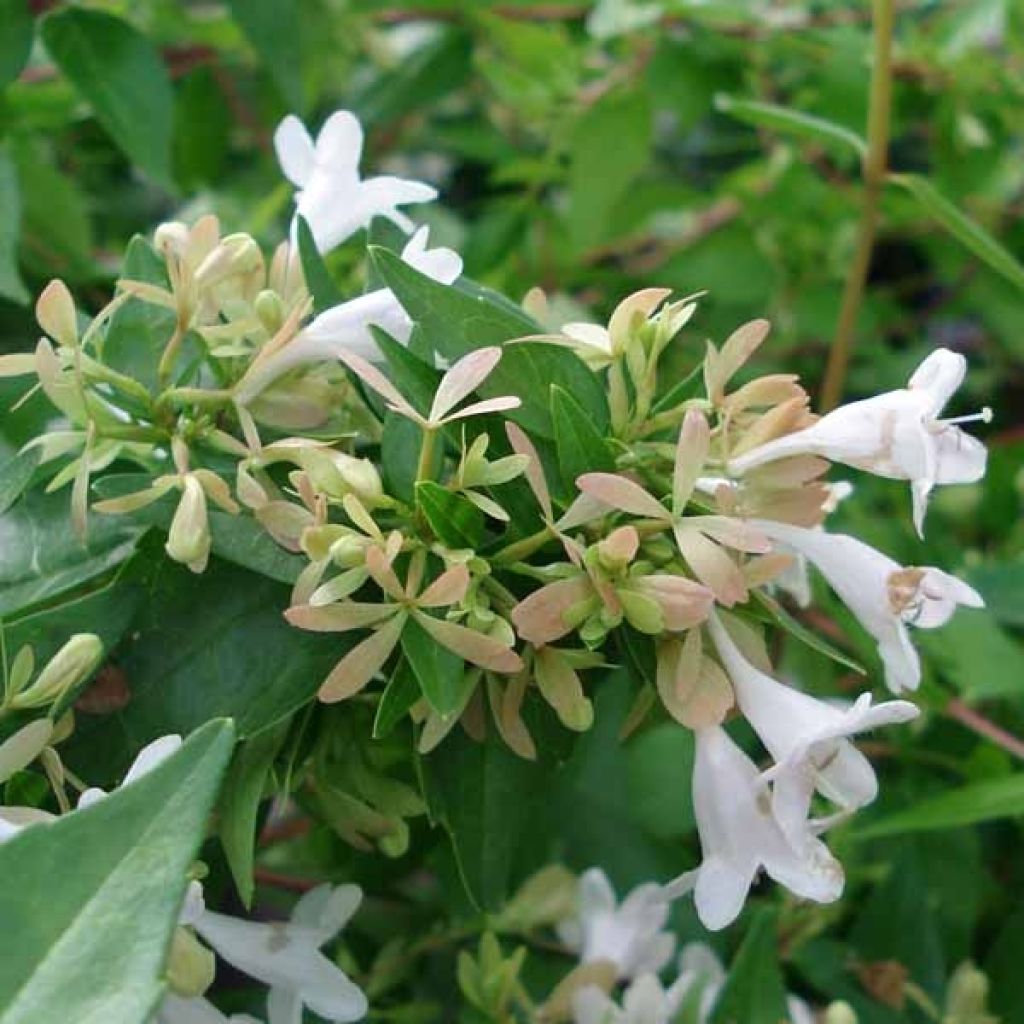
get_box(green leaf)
[916,608,1024,701]
[0,446,40,516]
[551,385,614,492]
[373,658,421,738]
[93,474,306,585]
[568,86,652,251]
[68,551,347,760]
[751,590,866,676]
[855,773,1024,840]
[227,0,303,110]
[41,8,174,184]
[652,361,704,415]
[173,66,232,189]
[296,215,344,314]
[0,145,28,305]
[890,173,1024,291]
[421,727,550,910]
[624,723,695,839]
[0,489,143,618]
[0,719,235,1024]
[0,0,32,90]
[400,613,467,716]
[218,721,287,908]
[416,481,486,549]
[102,236,179,394]
[986,905,1024,1023]
[715,94,867,158]
[968,560,1024,627]
[381,414,421,505]
[710,908,788,1024]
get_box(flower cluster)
[1,104,991,963]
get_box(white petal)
[123,734,183,786]
[401,226,462,284]
[933,426,987,484]
[314,111,364,173]
[267,986,303,1024]
[694,856,754,931]
[907,347,966,416]
[157,995,229,1024]
[274,115,316,186]
[291,883,362,941]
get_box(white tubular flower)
[753,519,984,693]
[274,110,436,254]
[157,994,262,1024]
[77,734,183,808]
[572,974,687,1024]
[234,227,462,403]
[673,725,843,931]
[708,612,918,834]
[672,943,725,1021]
[555,868,674,980]
[729,349,990,535]
[193,884,368,1024]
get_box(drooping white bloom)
[555,868,674,980]
[753,519,984,693]
[234,227,462,404]
[729,348,990,535]
[77,733,183,808]
[670,725,844,931]
[157,994,262,1024]
[707,612,918,838]
[193,883,368,1024]
[274,110,436,254]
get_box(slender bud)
[254,289,284,334]
[12,634,103,710]
[0,719,53,784]
[945,961,992,1019]
[165,926,216,998]
[36,280,78,348]
[166,475,211,573]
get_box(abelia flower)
[234,227,461,403]
[753,519,984,692]
[193,883,368,1024]
[555,868,674,980]
[667,725,844,930]
[729,349,990,536]
[274,109,436,254]
[707,612,918,837]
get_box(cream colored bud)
[0,719,53,784]
[12,634,103,710]
[7,645,35,698]
[195,234,262,288]
[165,926,216,998]
[823,1002,858,1024]
[154,221,188,256]
[51,710,75,744]
[166,475,211,573]
[946,961,990,1017]
[254,289,284,334]
[303,450,383,504]
[35,280,78,347]
[329,533,370,568]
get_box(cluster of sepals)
[0,108,991,942]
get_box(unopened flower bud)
[823,1003,858,1024]
[946,961,991,1018]
[154,221,188,256]
[0,718,53,784]
[6,644,35,698]
[194,234,262,289]
[12,634,103,710]
[35,279,78,347]
[165,926,216,998]
[254,289,285,334]
[594,525,638,574]
[329,532,369,568]
[303,450,383,504]
[166,475,211,573]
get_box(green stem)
[415,427,438,483]
[156,322,185,390]
[492,526,555,566]
[820,0,895,412]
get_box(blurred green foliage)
[0,1,1023,1021]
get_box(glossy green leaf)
[400,612,466,717]
[710,908,788,1024]
[551,384,614,492]
[0,446,40,516]
[0,719,235,1024]
[855,773,1024,840]
[0,145,28,305]
[0,0,32,90]
[296,215,343,314]
[416,481,485,549]
[41,8,174,184]
[373,657,421,738]
[890,173,1024,291]
[0,489,143,618]
[716,94,867,157]
[227,0,302,109]
[218,721,287,908]
[371,246,608,437]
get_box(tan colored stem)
[820,0,895,412]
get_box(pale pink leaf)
[505,422,551,520]
[417,564,470,608]
[413,611,523,673]
[442,395,522,424]
[673,524,748,607]
[576,473,669,521]
[429,347,502,423]
[672,409,710,516]
[334,349,422,423]
[365,545,406,600]
[285,602,398,633]
[510,576,595,646]
[318,612,406,702]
